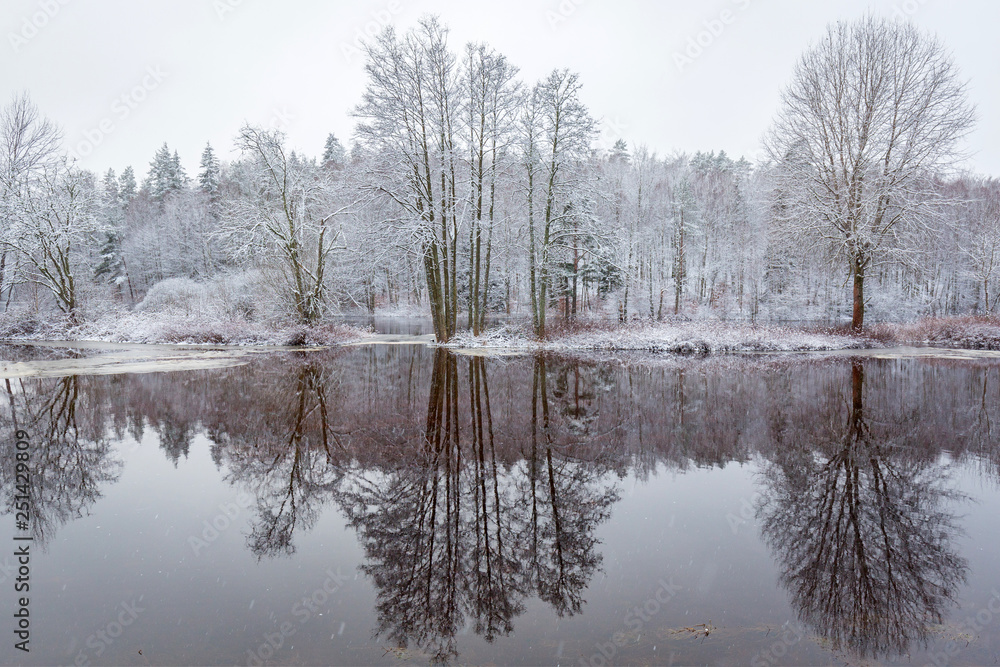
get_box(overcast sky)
[3,0,998,180]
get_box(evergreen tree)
[610,139,629,163]
[144,143,187,202]
[349,140,364,163]
[95,168,128,298]
[169,150,188,190]
[322,133,346,167]
[145,143,172,200]
[101,168,119,205]
[118,166,137,204]
[198,142,221,195]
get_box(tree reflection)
[212,360,345,558]
[2,342,997,663]
[334,351,619,663]
[757,362,968,659]
[0,376,121,546]
[524,356,617,617]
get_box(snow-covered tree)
[1,92,61,310]
[355,16,465,342]
[321,133,346,168]
[464,42,521,333]
[765,16,975,330]
[198,143,221,196]
[94,168,128,299]
[4,163,102,321]
[118,166,137,203]
[144,143,188,203]
[218,125,353,323]
[523,68,595,337]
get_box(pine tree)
[198,143,221,195]
[145,143,173,201]
[95,168,129,299]
[119,166,137,204]
[322,133,345,167]
[610,139,629,163]
[349,141,364,163]
[144,143,187,202]
[102,168,119,205]
[169,151,188,190]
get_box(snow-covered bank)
[4,311,998,353]
[0,311,370,346]
[443,316,1000,354]
[442,321,873,354]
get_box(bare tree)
[355,16,463,342]
[523,69,595,337]
[0,92,62,310]
[957,178,1000,312]
[4,163,101,322]
[765,16,975,330]
[464,43,520,335]
[218,125,351,324]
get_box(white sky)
[3,0,998,180]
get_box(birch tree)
[765,16,975,330]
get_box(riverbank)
[0,311,370,346]
[441,316,1000,354]
[2,310,999,353]
[443,320,870,354]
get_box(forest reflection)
[1,345,998,661]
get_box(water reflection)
[757,362,969,658]
[211,359,347,559]
[334,352,619,661]
[1,346,999,663]
[1,376,121,546]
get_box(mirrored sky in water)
[1,344,999,665]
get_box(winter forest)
[2,15,998,343]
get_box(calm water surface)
[1,342,999,666]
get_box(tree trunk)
[852,258,865,332]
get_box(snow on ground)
[0,311,370,346]
[443,321,872,354]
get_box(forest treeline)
[1,16,997,340]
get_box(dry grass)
[879,315,1000,349]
